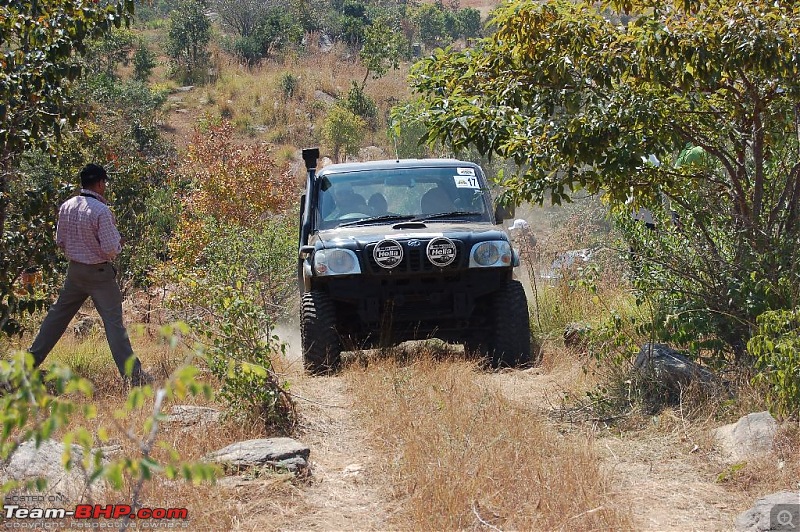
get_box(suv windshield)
[314,166,492,229]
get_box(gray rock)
[734,491,800,531]
[319,33,334,53]
[163,405,221,426]
[314,90,336,105]
[563,322,592,350]
[1,440,105,501]
[634,343,716,393]
[713,411,778,462]
[205,438,310,474]
[72,315,99,337]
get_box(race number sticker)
[454,175,479,189]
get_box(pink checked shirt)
[56,189,122,265]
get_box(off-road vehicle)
[298,148,531,374]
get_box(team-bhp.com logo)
[3,504,189,528]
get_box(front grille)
[365,239,464,274]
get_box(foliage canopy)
[402,0,800,358]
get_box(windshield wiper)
[338,214,416,227]
[412,211,483,222]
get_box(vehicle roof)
[316,158,480,175]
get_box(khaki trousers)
[28,261,141,379]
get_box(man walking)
[28,163,148,385]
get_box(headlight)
[469,241,512,268]
[313,248,361,276]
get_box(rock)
[1,439,106,501]
[72,315,99,337]
[734,491,800,532]
[358,146,386,161]
[633,343,716,396]
[314,90,336,105]
[713,411,778,462]
[342,463,364,478]
[563,322,592,350]
[163,405,221,426]
[205,438,310,474]
[319,33,334,53]
[174,85,194,93]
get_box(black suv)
[298,148,531,373]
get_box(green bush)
[343,82,378,130]
[165,219,297,430]
[749,308,800,417]
[322,105,365,163]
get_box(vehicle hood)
[312,222,509,248]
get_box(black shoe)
[130,369,154,387]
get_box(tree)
[413,4,446,48]
[457,7,481,40]
[0,0,134,335]
[359,15,406,89]
[133,40,158,82]
[84,28,136,79]
[166,0,211,83]
[401,0,800,360]
[214,0,274,38]
[322,106,365,163]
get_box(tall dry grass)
[346,349,633,530]
[171,47,412,156]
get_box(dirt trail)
[486,364,747,531]
[263,331,396,531]
[272,327,746,531]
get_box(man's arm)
[97,210,122,260]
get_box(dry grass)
[345,347,634,531]
[6,322,299,530]
[160,47,412,158]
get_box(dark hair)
[80,163,108,188]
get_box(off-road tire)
[301,291,342,375]
[488,280,532,368]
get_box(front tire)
[488,280,532,368]
[301,291,342,375]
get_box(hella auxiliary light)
[469,240,513,268]
[313,248,361,276]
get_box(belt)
[69,260,110,266]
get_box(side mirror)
[495,203,515,223]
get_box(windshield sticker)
[456,167,476,176]
[454,175,480,189]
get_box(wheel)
[301,291,342,375]
[488,280,532,368]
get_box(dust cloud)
[272,320,302,362]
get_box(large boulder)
[0,439,105,501]
[633,343,717,395]
[713,411,778,462]
[734,491,800,532]
[205,438,310,474]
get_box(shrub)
[280,72,299,100]
[321,105,365,163]
[749,308,800,417]
[162,122,298,430]
[343,82,378,130]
